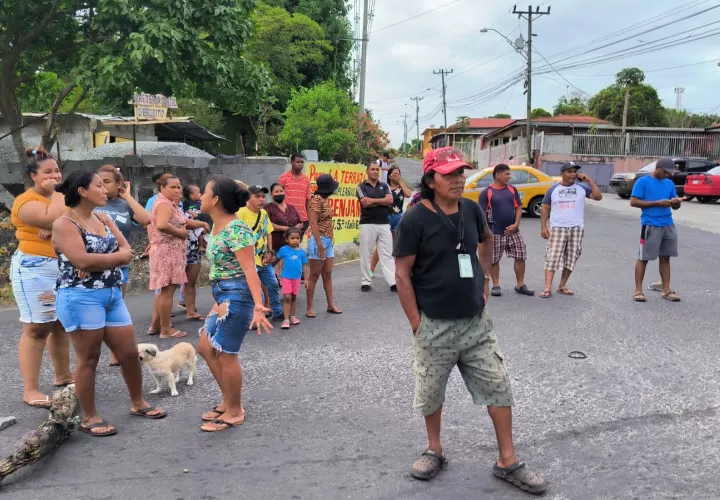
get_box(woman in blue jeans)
[197,176,273,432]
[52,170,166,436]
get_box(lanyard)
[430,199,466,253]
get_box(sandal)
[201,418,244,432]
[290,316,301,326]
[186,315,205,321]
[202,406,224,422]
[79,420,118,437]
[306,312,316,318]
[326,307,343,314]
[514,285,535,296]
[490,286,502,297]
[130,406,167,419]
[633,292,646,302]
[557,287,575,296]
[160,330,188,339]
[281,320,290,330]
[662,291,681,302]
[410,449,447,481]
[492,461,547,494]
[24,397,51,409]
[539,290,552,298]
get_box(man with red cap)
[393,147,546,494]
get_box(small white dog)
[137,342,197,397]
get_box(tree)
[587,83,666,128]
[553,92,588,116]
[0,0,269,161]
[615,68,645,135]
[280,82,387,162]
[531,108,552,118]
[175,98,226,135]
[491,113,512,119]
[456,116,471,132]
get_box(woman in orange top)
[10,147,73,408]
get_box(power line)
[532,46,590,96]
[371,0,464,34]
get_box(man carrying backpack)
[479,164,534,297]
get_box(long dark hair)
[417,172,436,200]
[210,176,250,213]
[56,170,97,207]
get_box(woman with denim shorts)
[52,170,167,436]
[305,174,342,318]
[197,176,272,432]
[9,146,73,408]
[370,166,411,278]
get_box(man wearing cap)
[540,162,602,298]
[357,162,396,292]
[630,157,683,302]
[394,147,546,494]
[237,185,284,320]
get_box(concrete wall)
[0,155,290,206]
[543,135,572,155]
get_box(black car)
[610,158,719,199]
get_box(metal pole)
[434,69,453,146]
[526,6,533,164]
[132,124,137,156]
[357,0,369,116]
[411,96,423,152]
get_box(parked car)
[463,165,558,218]
[610,157,719,199]
[685,166,720,203]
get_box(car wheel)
[698,196,711,203]
[528,197,543,218]
[618,193,630,199]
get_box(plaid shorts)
[544,226,584,272]
[492,231,527,264]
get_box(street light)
[480,28,527,59]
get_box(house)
[481,115,611,148]
[427,117,515,150]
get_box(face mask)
[273,195,285,203]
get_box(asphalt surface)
[2,160,720,499]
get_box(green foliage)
[615,68,645,87]
[280,82,388,162]
[553,93,588,116]
[456,116,471,132]
[530,108,552,118]
[176,98,226,135]
[665,109,720,129]
[587,83,666,127]
[491,113,512,119]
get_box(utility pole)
[674,87,685,111]
[357,0,369,116]
[401,113,411,156]
[411,96,424,153]
[513,4,550,165]
[433,69,453,146]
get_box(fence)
[573,132,720,158]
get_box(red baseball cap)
[422,147,472,175]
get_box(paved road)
[1,205,720,499]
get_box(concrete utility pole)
[433,69,453,146]
[357,0,370,116]
[401,113,411,156]
[411,96,423,153]
[513,4,550,164]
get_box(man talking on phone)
[629,157,683,302]
[539,162,602,298]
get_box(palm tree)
[616,68,645,136]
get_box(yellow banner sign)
[307,162,367,245]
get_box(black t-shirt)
[357,180,390,224]
[393,199,488,319]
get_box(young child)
[275,227,309,329]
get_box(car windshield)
[465,169,490,185]
[707,166,720,175]
[638,162,656,173]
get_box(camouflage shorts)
[412,309,514,416]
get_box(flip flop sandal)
[492,461,547,495]
[147,329,160,335]
[633,293,646,302]
[514,285,535,296]
[306,313,316,318]
[130,406,167,419]
[186,315,205,321]
[557,287,575,296]
[662,292,681,302]
[410,449,448,481]
[539,290,552,298]
[177,303,186,311]
[24,397,51,409]
[326,308,343,314]
[160,330,188,339]
[281,320,291,330]
[647,283,663,292]
[54,380,75,387]
[202,406,224,422]
[201,418,244,432]
[491,286,502,297]
[79,420,118,437]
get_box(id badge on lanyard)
[431,200,473,279]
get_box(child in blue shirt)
[275,227,309,329]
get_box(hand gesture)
[117,247,133,265]
[318,245,326,260]
[541,227,550,239]
[77,270,90,280]
[577,173,589,182]
[250,304,273,335]
[177,228,188,239]
[658,199,673,208]
[119,181,131,198]
[199,221,211,233]
[41,178,60,192]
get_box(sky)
[352,0,720,147]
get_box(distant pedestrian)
[278,153,312,235]
[376,152,393,183]
[357,163,396,292]
[274,228,309,329]
[305,174,342,317]
[540,162,602,298]
[630,157,683,302]
[479,164,534,297]
[370,166,411,278]
[393,147,546,494]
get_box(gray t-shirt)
[94,197,135,241]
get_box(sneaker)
[390,285,397,292]
[290,316,301,326]
[281,320,290,330]
[361,285,371,292]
